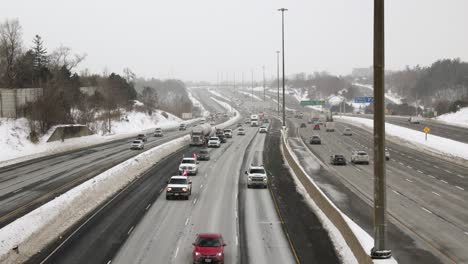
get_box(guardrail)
[280,129,374,264]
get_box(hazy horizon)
[3,0,468,82]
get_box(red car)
[313,124,321,130]
[192,233,226,263]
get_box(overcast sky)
[3,0,468,82]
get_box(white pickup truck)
[166,176,192,200]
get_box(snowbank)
[337,116,468,161]
[210,97,242,128]
[0,135,191,263]
[352,83,403,104]
[239,91,262,101]
[435,107,468,128]
[187,90,210,117]
[208,89,232,102]
[0,110,197,167]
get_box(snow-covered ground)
[0,109,198,166]
[0,101,242,263]
[207,89,232,102]
[353,83,403,104]
[239,90,263,101]
[337,116,468,161]
[435,106,468,128]
[187,90,210,117]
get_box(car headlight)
[263,178,267,181]
[216,252,223,257]
[167,187,172,191]
[195,252,201,256]
[182,187,187,192]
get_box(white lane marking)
[205,173,208,178]
[185,217,190,226]
[415,159,421,162]
[107,260,112,264]
[13,188,23,194]
[457,174,464,178]
[159,188,164,194]
[417,170,424,174]
[236,235,239,245]
[145,203,151,210]
[434,165,440,169]
[193,198,197,204]
[422,207,433,214]
[175,247,179,258]
[398,162,404,166]
[200,184,203,189]
[407,165,413,169]
[444,169,453,174]
[355,167,362,172]
[440,180,448,184]
[465,232,468,236]
[406,179,413,183]
[392,190,400,196]
[427,175,435,179]
[456,186,465,191]
[432,191,441,197]
[127,226,134,235]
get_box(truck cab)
[166,176,192,200]
[245,165,268,188]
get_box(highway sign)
[354,96,374,103]
[300,100,325,106]
[423,127,430,133]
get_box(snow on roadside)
[208,89,232,102]
[0,135,190,263]
[435,106,468,128]
[0,110,199,167]
[337,116,468,161]
[187,90,210,117]
[0,101,242,263]
[353,83,403,104]
[239,90,262,101]
[282,130,397,264]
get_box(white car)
[245,165,268,188]
[207,137,221,148]
[179,157,198,175]
[130,140,144,150]
[237,128,246,135]
[343,128,352,136]
[154,128,163,137]
[351,150,370,164]
[166,176,192,200]
[259,126,268,133]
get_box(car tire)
[247,184,251,188]
[166,196,170,200]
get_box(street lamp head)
[278,8,288,12]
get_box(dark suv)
[198,149,210,161]
[136,134,147,142]
[330,154,347,165]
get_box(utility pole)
[263,65,266,101]
[251,70,254,110]
[276,51,280,116]
[233,72,236,90]
[242,72,244,91]
[372,0,392,259]
[278,8,288,127]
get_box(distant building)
[0,88,43,118]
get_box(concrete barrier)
[46,125,94,142]
[280,129,374,264]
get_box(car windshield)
[357,152,367,156]
[197,237,221,247]
[335,155,344,158]
[210,137,218,140]
[200,150,208,154]
[182,159,195,164]
[312,136,320,139]
[169,178,187,184]
[137,134,144,137]
[132,141,141,144]
[250,168,265,174]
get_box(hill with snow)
[435,107,468,128]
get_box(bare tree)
[49,44,87,72]
[123,67,136,84]
[0,18,23,87]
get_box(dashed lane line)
[193,198,197,204]
[422,207,433,214]
[406,179,413,183]
[127,226,134,235]
[432,191,441,197]
[440,180,448,184]
[456,186,465,191]
[185,217,189,226]
[145,203,151,210]
[392,190,401,196]
[417,170,424,174]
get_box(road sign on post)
[423,126,430,141]
[300,100,325,106]
[354,96,374,103]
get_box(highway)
[0,94,229,228]
[289,116,468,263]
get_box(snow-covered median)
[0,135,190,263]
[239,90,262,101]
[208,89,232,102]
[337,116,468,162]
[435,106,468,128]
[210,97,242,128]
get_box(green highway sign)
[300,100,325,106]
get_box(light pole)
[278,8,288,127]
[276,51,280,116]
[372,0,392,259]
[262,65,266,101]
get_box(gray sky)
[3,0,468,82]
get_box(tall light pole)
[262,65,266,101]
[251,70,254,110]
[278,8,288,127]
[276,51,280,116]
[372,0,392,259]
